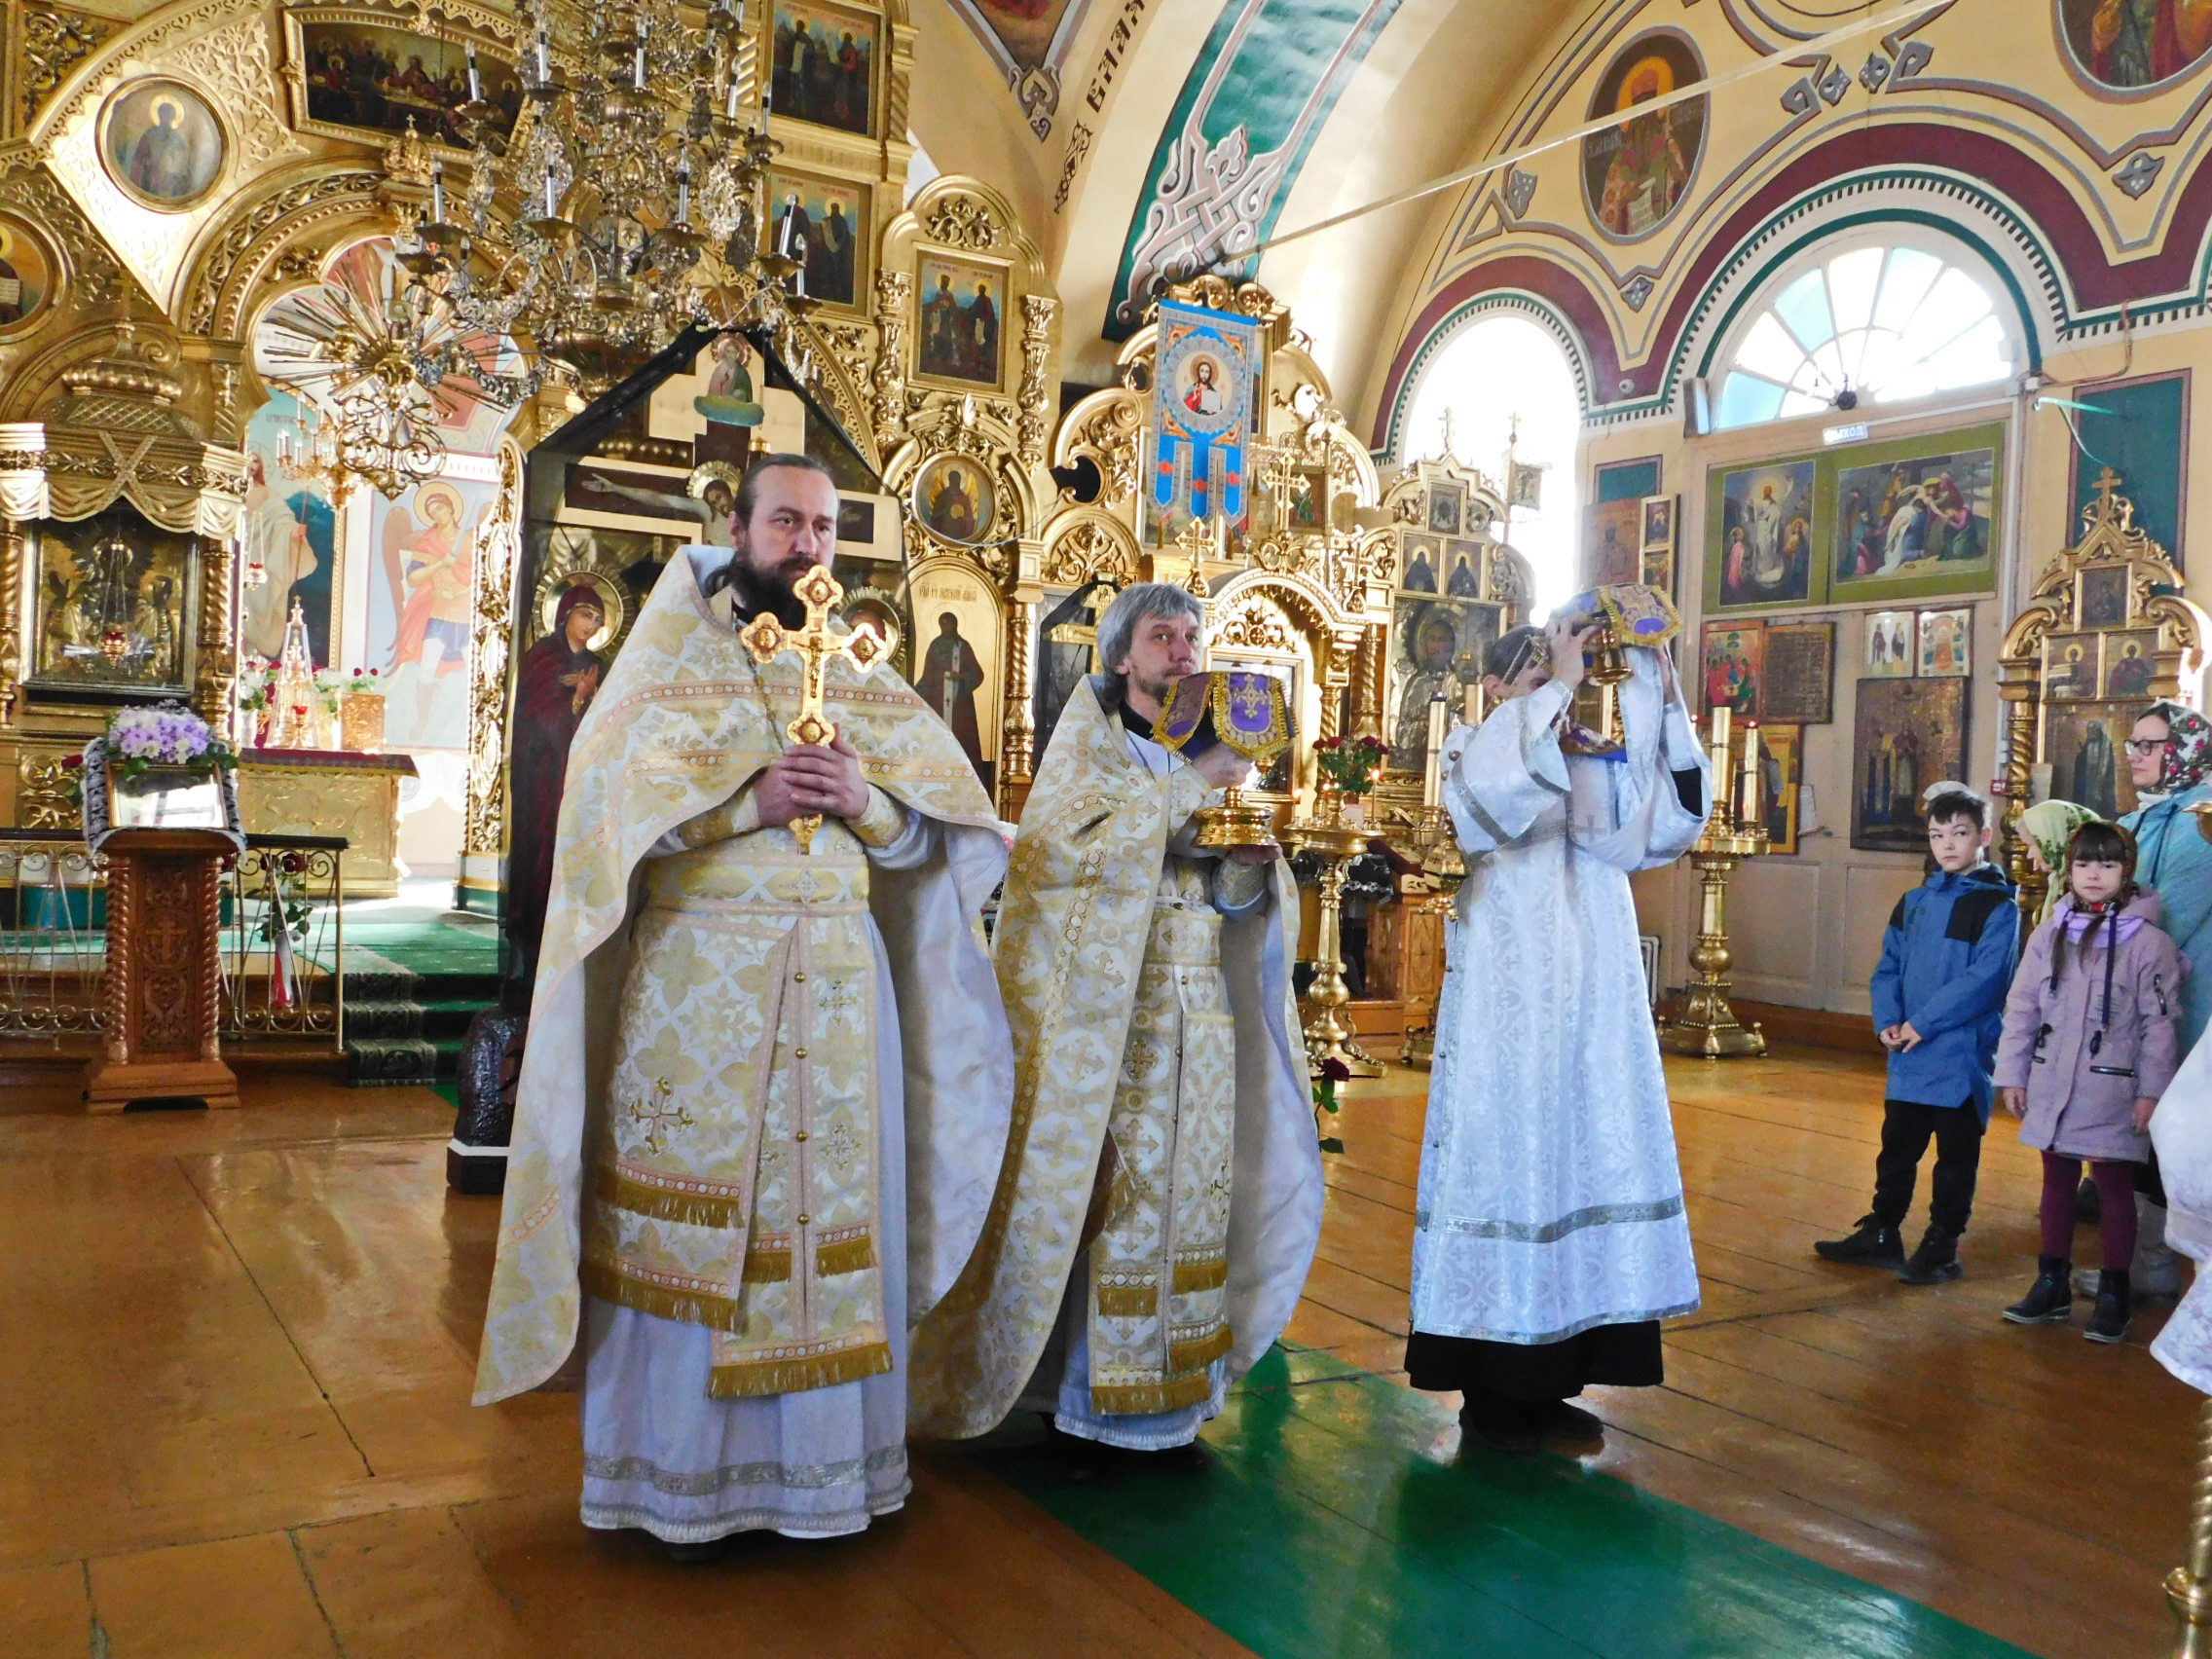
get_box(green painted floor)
[974,1346,2031,1659]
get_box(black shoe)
[658,1535,732,1565]
[1532,1399,1604,1444]
[1458,1390,1537,1455]
[2085,1268,2133,1345]
[2076,1175,2102,1226]
[1815,1215,1905,1268]
[1898,1225,1964,1285]
[1047,1423,1109,1483]
[1136,1438,1213,1474]
[2002,1257,2074,1324]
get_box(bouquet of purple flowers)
[100,703,238,783]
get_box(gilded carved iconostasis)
[13,0,2212,1029]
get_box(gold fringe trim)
[816,1235,877,1276]
[1089,1367,1217,1417]
[1095,1281,1160,1317]
[594,1163,748,1230]
[1169,1323,1235,1373]
[742,1247,793,1283]
[1171,1256,1230,1293]
[581,1258,746,1334]
[709,1341,894,1398]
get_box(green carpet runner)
[974,1346,2035,1659]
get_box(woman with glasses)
[2116,699,2212,1302]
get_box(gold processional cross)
[738,564,891,854]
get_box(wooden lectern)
[83,828,240,1112]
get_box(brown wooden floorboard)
[0,1047,2194,1659]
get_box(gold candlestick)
[1283,791,1383,1079]
[1661,712,1767,1058]
[2168,1398,2212,1657]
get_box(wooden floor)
[0,1047,2196,1657]
[1300,1049,2202,1658]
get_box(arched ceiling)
[909,0,1600,421]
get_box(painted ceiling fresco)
[1369,0,2212,442]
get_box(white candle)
[676,166,692,226]
[429,160,447,223]
[466,47,482,102]
[535,27,551,83]
[1738,722,1761,830]
[542,165,558,219]
[634,19,648,88]
[1422,694,1448,810]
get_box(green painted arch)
[1687,207,2048,389]
[1103,0,1406,342]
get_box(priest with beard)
[475,454,1014,1554]
[912,582,1322,1473]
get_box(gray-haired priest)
[1409,614,1712,1453]
[472,454,1014,1556]
[911,581,1323,1473]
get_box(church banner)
[1151,299,1261,546]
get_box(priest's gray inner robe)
[1413,651,1710,1376]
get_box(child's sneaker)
[1814,1215,1905,1268]
[2084,1269,2132,1344]
[1898,1225,1963,1284]
[2003,1258,2073,1324]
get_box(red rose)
[1319,1057,1352,1084]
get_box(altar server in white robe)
[1411,615,1711,1453]
[473,456,1014,1556]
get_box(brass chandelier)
[409,0,816,385]
[258,260,535,499]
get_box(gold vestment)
[476,552,1007,1407]
[910,679,1323,1434]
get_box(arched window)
[1712,240,2020,431]
[1400,313,1582,617]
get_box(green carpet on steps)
[969,1345,2033,1659]
[318,915,499,979]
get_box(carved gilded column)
[1348,621,1386,740]
[193,534,235,729]
[872,271,911,438]
[1003,597,1037,789]
[462,445,523,871]
[0,522,23,720]
[1016,294,1057,468]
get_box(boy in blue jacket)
[1817,786,2019,1284]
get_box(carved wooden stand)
[83,829,240,1112]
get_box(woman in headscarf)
[2018,799,2100,926]
[2118,698,2212,1299]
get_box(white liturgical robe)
[1415,650,1710,1347]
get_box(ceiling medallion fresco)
[1581,31,1707,242]
[2057,0,2212,94]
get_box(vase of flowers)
[86,703,240,832]
[1309,734,1390,826]
[338,667,386,753]
[236,656,276,748]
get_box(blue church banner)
[1152,298,1262,546]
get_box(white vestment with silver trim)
[1413,652,1709,1346]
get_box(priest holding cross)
[475,453,1015,1555]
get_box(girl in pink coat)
[1994,820,2185,1344]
